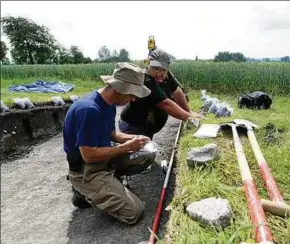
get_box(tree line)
[0,16,130,65]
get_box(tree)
[70,45,84,64]
[56,45,73,64]
[0,41,8,61]
[231,52,246,62]
[1,57,10,65]
[214,51,233,62]
[280,56,290,62]
[111,49,118,57]
[118,48,130,62]
[98,45,111,61]
[214,51,246,62]
[83,57,92,64]
[1,16,58,64]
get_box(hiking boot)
[71,188,92,209]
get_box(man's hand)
[189,111,206,120]
[123,136,150,152]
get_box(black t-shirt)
[120,70,179,134]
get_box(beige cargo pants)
[68,152,156,225]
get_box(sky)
[1,1,290,60]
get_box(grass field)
[1,61,290,100]
[161,90,290,244]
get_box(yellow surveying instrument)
[148,36,156,53]
[144,36,156,67]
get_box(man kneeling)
[63,62,156,225]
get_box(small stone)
[23,97,35,109]
[186,197,232,228]
[12,131,16,135]
[187,143,220,168]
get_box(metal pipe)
[148,120,183,244]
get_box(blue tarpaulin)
[8,80,74,93]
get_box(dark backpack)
[238,91,272,109]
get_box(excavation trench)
[1,106,180,244]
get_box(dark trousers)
[118,119,154,140]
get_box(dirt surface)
[1,106,180,244]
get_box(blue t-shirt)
[63,91,116,156]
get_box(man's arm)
[172,87,190,112]
[157,98,191,121]
[111,130,136,143]
[80,136,149,163]
[79,144,130,163]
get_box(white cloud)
[1,1,290,60]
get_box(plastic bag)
[202,97,219,112]
[23,97,35,109]
[52,96,66,106]
[215,102,234,118]
[13,98,26,109]
[208,100,221,114]
[129,141,159,159]
[201,90,209,101]
[1,101,10,112]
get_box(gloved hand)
[184,111,205,130]
[189,111,206,120]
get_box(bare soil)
[1,107,180,244]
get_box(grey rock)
[186,197,232,228]
[187,143,220,168]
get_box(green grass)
[1,62,290,95]
[161,90,290,244]
[1,77,103,106]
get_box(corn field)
[1,61,290,95]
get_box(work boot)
[71,187,92,209]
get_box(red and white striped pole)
[231,124,274,243]
[148,121,183,244]
[246,127,284,203]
